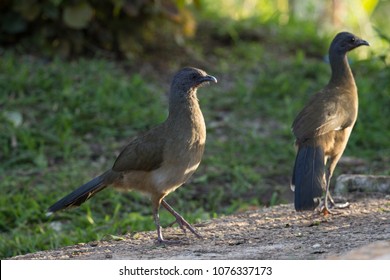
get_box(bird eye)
[350,37,356,43]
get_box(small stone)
[335,174,390,194]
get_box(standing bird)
[291,32,369,213]
[48,67,217,243]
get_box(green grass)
[1,18,390,258]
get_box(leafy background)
[1,0,389,258]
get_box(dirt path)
[11,194,390,260]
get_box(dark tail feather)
[47,171,110,214]
[292,146,325,211]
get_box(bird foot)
[167,216,203,239]
[321,207,346,216]
[317,202,349,216]
[167,218,186,233]
[316,196,350,215]
[319,206,332,216]
[332,201,350,209]
[155,224,194,245]
[328,194,350,209]
[161,200,203,240]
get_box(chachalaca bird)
[48,67,217,243]
[291,32,369,213]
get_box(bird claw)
[167,218,187,234]
[316,197,350,216]
[332,201,350,209]
[156,216,202,245]
[167,215,203,239]
[161,200,203,240]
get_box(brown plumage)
[48,67,217,242]
[291,32,369,213]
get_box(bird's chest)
[338,91,358,125]
[167,120,206,170]
[169,111,206,156]
[152,116,206,193]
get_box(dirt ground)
[11,193,390,260]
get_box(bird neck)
[329,52,355,88]
[168,89,204,124]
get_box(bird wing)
[292,89,349,141]
[112,126,165,172]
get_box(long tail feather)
[47,171,110,214]
[292,146,325,211]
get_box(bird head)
[171,67,217,95]
[330,32,369,55]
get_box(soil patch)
[11,193,390,260]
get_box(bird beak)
[196,75,218,88]
[358,39,370,47]
[202,75,218,84]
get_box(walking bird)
[48,67,217,242]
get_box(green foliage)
[0,0,200,57]
[0,54,165,169]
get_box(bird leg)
[318,169,349,215]
[316,168,334,215]
[328,193,350,209]
[321,186,332,215]
[161,200,202,239]
[152,206,165,243]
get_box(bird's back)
[292,83,358,145]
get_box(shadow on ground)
[11,193,390,260]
